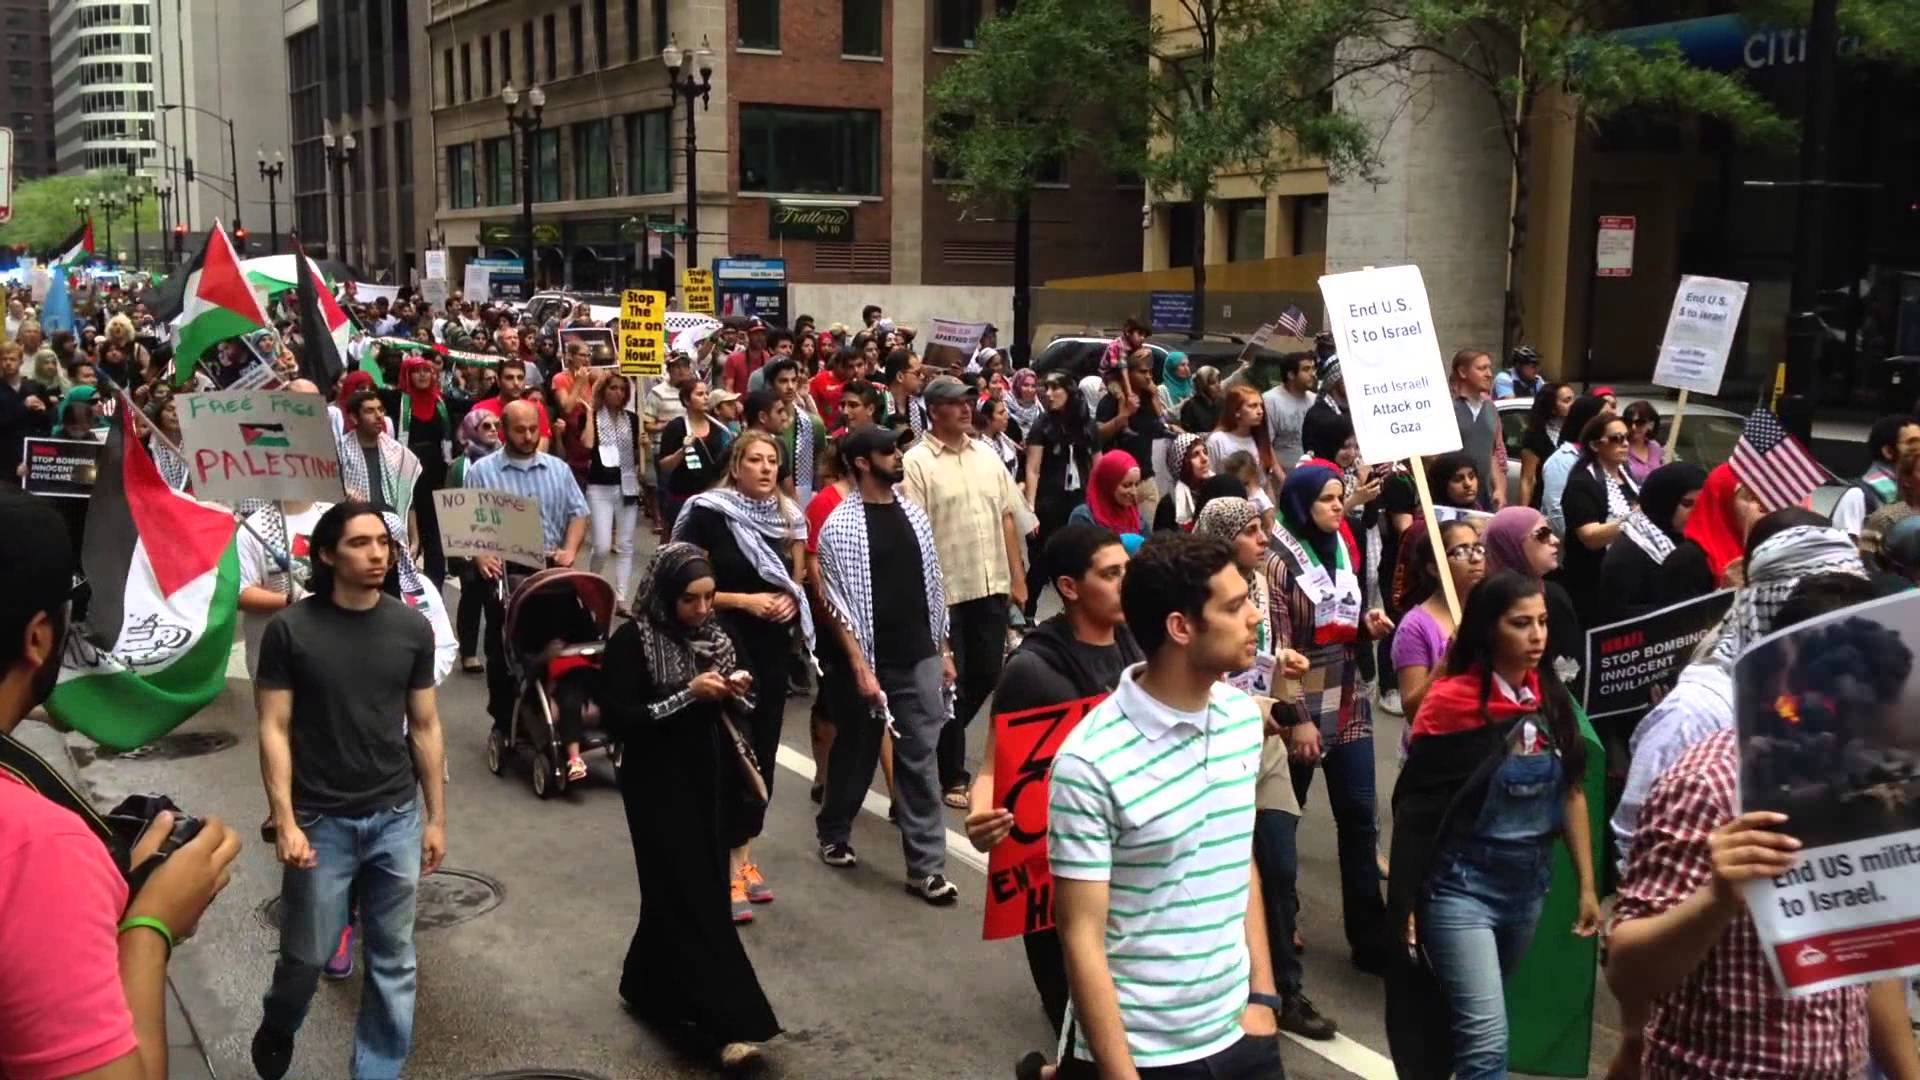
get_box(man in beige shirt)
[901,376,1029,805]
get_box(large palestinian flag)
[47,409,241,750]
[172,220,274,384]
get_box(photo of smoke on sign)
[1736,590,1920,997]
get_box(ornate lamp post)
[322,130,358,262]
[661,36,713,272]
[257,148,286,254]
[501,82,547,294]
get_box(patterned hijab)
[1194,496,1259,566]
[1709,525,1866,667]
[633,542,737,686]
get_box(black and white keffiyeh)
[597,405,638,496]
[671,486,816,654]
[815,495,947,675]
[1709,525,1866,667]
[1620,509,1675,565]
[149,436,190,492]
[336,431,424,528]
[793,405,817,502]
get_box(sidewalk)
[13,721,220,1080]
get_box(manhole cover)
[468,1073,610,1080]
[258,868,504,932]
[93,731,239,761]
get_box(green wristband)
[118,915,176,956]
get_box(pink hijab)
[1484,506,1549,580]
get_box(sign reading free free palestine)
[176,391,344,504]
[1317,265,1462,462]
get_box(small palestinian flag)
[47,408,241,750]
[172,220,274,384]
[293,238,350,392]
[239,422,291,448]
[45,220,94,268]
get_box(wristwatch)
[1247,991,1286,1012]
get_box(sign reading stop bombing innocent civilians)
[1652,275,1750,397]
[1317,265,1462,462]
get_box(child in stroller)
[506,569,618,787]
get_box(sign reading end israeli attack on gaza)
[1318,265,1462,462]
[176,390,343,504]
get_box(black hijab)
[1637,462,1708,539]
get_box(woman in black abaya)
[601,542,780,1071]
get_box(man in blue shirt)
[1492,345,1546,400]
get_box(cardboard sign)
[176,391,343,504]
[22,437,101,498]
[434,488,546,567]
[1579,589,1736,719]
[983,694,1107,941]
[1735,590,1920,997]
[1595,216,1635,278]
[681,269,715,315]
[420,278,449,309]
[1652,275,1749,396]
[1317,265,1461,462]
[619,289,667,377]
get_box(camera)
[105,793,205,886]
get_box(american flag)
[1277,305,1310,338]
[1730,407,1826,511]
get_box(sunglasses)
[1531,525,1557,543]
[1599,432,1630,445]
[1446,543,1488,561]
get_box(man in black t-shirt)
[252,502,446,1080]
[814,426,960,905]
[1095,347,1171,522]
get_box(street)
[43,565,1629,1080]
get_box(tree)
[931,0,1385,340]
[0,171,164,261]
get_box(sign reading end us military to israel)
[1317,265,1461,462]
[620,289,668,377]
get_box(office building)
[3,0,58,180]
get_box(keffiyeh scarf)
[150,437,191,492]
[634,542,741,687]
[597,405,638,496]
[1591,462,1636,522]
[337,431,424,527]
[671,486,816,655]
[1620,509,1675,565]
[816,496,948,680]
[1165,433,1205,528]
[1709,525,1866,667]
[793,405,817,503]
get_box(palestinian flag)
[172,220,273,384]
[293,238,349,392]
[47,409,241,750]
[45,220,94,268]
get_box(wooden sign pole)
[1406,454,1462,624]
[1662,388,1689,465]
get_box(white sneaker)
[1379,689,1403,715]
[719,1042,764,1070]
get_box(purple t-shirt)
[1391,605,1451,675]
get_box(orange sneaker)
[741,862,773,904]
[730,875,754,924]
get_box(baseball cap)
[923,375,971,406]
[747,317,767,333]
[839,424,907,464]
[709,387,742,406]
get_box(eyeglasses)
[1599,433,1630,445]
[1447,543,1487,561]
[1531,525,1557,543]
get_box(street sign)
[1596,215,1636,278]
[1150,290,1194,333]
[647,221,690,235]
[619,289,667,377]
[0,127,13,224]
[681,269,714,315]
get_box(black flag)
[291,236,345,393]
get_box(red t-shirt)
[804,484,846,555]
[810,370,847,424]
[722,349,767,396]
[471,395,554,440]
[0,774,137,1078]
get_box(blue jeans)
[261,800,422,1080]
[1252,809,1303,998]
[1290,737,1388,954]
[1419,852,1549,1080]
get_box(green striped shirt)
[1048,663,1264,1068]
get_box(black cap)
[0,490,75,637]
[838,424,907,465]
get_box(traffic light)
[233,226,248,250]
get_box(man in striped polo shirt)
[1048,533,1287,1078]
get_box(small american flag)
[1730,407,1825,512]
[1277,305,1309,338]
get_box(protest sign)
[1652,275,1749,397]
[984,694,1106,940]
[421,277,449,309]
[22,437,102,498]
[681,269,715,315]
[619,289,667,377]
[434,489,546,567]
[230,358,281,390]
[424,249,448,281]
[1317,265,1460,463]
[1578,590,1735,719]
[925,318,991,372]
[462,264,492,303]
[176,391,343,504]
[558,326,618,366]
[1736,590,1920,997]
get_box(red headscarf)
[400,356,441,424]
[1086,450,1144,535]
[1411,666,1544,740]
[1684,463,1745,583]
[334,370,375,432]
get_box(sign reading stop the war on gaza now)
[1317,264,1462,463]
[619,289,668,377]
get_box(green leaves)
[0,171,165,255]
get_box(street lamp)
[156,103,241,232]
[98,192,121,258]
[502,81,546,295]
[661,35,713,272]
[153,182,173,268]
[124,179,147,272]
[322,130,358,263]
[72,196,90,225]
[257,147,286,254]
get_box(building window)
[534,129,561,201]
[572,120,612,198]
[448,143,477,208]
[485,136,514,204]
[738,0,777,49]
[842,0,880,56]
[569,5,584,74]
[370,125,388,188]
[441,48,453,106]
[543,13,557,80]
[1226,198,1265,262]
[523,22,534,83]
[1291,194,1327,255]
[934,0,981,49]
[739,105,879,196]
[480,38,492,95]
[626,109,670,194]
[625,0,640,59]
[459,42,471,100]
[593,0,608,67]
[394,120,412,186]
[499,30,511,88]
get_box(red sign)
[1596,215,1636,278]
[1771,915,1920,992]
[982,694,1106,941]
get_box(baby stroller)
[485,568,620,798]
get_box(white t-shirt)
[237,503,330,679]
[1262,386,1315,469]
[1206,429,1260,470]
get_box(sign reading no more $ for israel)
[433,489,547,568]
[1317,265,1462,463]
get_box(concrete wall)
[1327,37,1511,357]
[787,283,1011,335]
[181,0,290,238]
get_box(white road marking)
[770,743,1398,1080]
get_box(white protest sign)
[1652,275,1749,396]
[29,267,48,301]
[421,278,449,309]
[463,264,492,303]
[928,318,990,352]
[355,283,399,306]
[434,489,546,567]
[1317,265,1461,462]
[176,390,343,503]
[424,249,448,281]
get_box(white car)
[1496,396,1843,517]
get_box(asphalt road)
[48,566,1629,1079]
